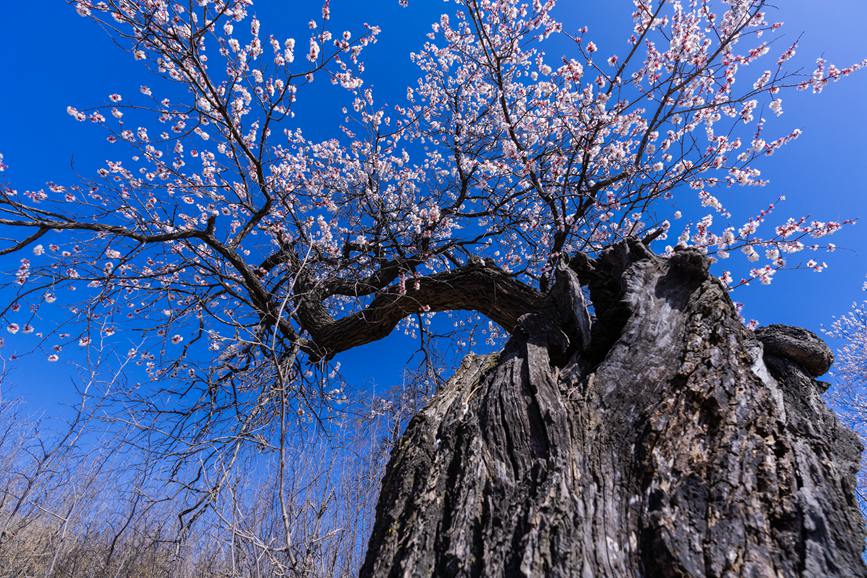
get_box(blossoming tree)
[0,0,865,574]
[2,0,859,366]
[826,280,867,509]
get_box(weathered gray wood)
[361,240,864,577]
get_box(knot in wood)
[755,324,833,377]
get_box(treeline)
[0,385,415,578]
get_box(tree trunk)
[360,240,865,578]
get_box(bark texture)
[361,240,864,578]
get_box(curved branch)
[304,263,544,360]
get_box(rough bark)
[361,239,865,578]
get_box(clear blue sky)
[1,1,866,413]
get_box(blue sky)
[1,1,866,413]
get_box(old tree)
[1,0,864,575]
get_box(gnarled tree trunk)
[361,240,864,577]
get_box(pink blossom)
[308,37,320,62]
[66,106,86,122]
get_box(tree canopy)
[3,0,861,377]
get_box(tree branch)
[304,263,543,360]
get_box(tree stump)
[361,240,864,577]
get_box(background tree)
[826,279,867,511]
